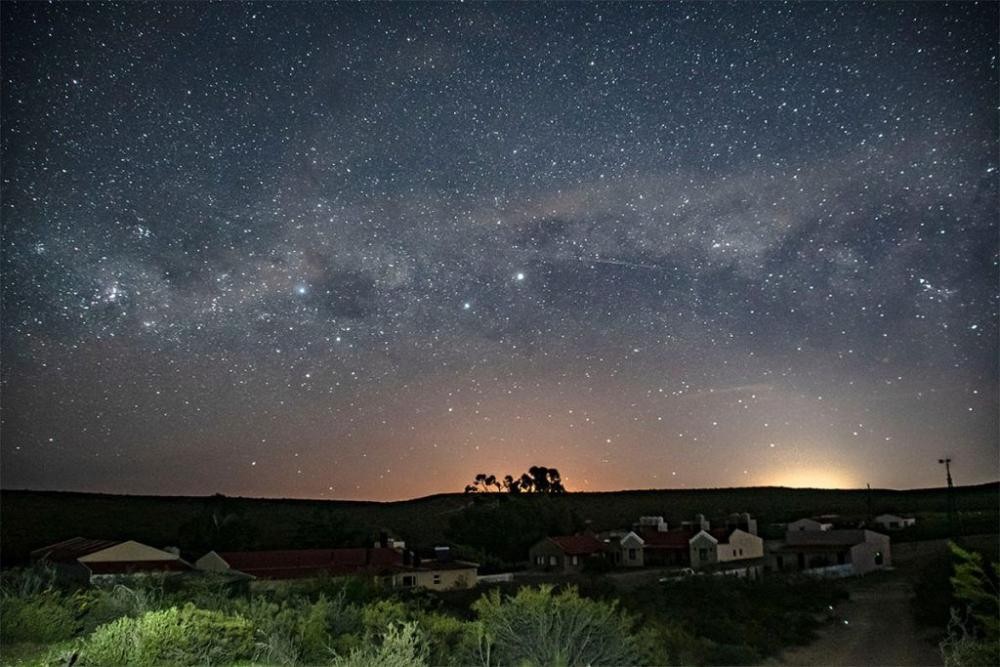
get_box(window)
[549,555,557,566]
[535,555,544,565]
[571,555,578,565]
[699,548,709,561]
[432,574,441,585]
[401,575,416,587]
[628,548,637,560]
[874,551,884,566]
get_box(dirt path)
[775,576,942,667]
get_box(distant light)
[463,302,471,310]
[295,285,308,295]
[515,272,525,281]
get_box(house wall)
[414,568,476,590]
[619,535,644,567]
[689,533,718,569]
[720,530,764,562]
[850,534,891,574]
[528,540,581,573]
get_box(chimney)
[696,514,710,531]
[434,546,452,562]
[163,546,181,556]
[403,550,412,566]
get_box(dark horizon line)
[2,480,997,506]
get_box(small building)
[770,529,891,576]
[873,514,916,530]
[689,528,765,578]
[787,518,833,532]
[528,535,607,573]
[31,537,192,583]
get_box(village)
[27,510,912,591]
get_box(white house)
[787,518,833,532]
[770,529,891,576]
[873,514,916,530]
[614,531,646,567]
[689,528,765,571]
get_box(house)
[391,559,478,590]
[787,518,833,532]
[769,529,891,576]
[31,537,192,583]
[634,528,696,567]
[689,528,765,578]
[873,514,916,530]
[528,534,607,573]
[195,545,477,590]
[609,531,645,567]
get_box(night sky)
[2,2,997,501]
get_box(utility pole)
[938,458,954,537]
[866,483,872,525]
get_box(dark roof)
[214,547,404,580]
[31,537,121,563]
[785,529,880,547]
[548,535,607,556]
[86,560,191,574]
[413,560,478,572]
[640,529,696,549]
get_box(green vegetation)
[939,543,999,667]
[0,566,851,666]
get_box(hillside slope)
[2,483,997,564]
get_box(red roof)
[31,537,121,563]
[548,535,606,556]
[214,548,404,580]
[640,528,696,550]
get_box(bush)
[361,598,411,636]
[0,592,79,644]
[330,621,428,667]
[472,585,640,666]
[417,611,474,667]
[81,604,254,666]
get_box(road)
[775,577,942,667]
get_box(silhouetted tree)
[464,466,566,494]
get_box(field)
[2,482,997,564]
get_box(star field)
[1,2,997,499]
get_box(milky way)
[2,2,997,500]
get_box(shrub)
[417,611,474,666]
[81,604,254,666]
[361,598,410,636]
[330,621,428,667]
[472,585,640,666]
[0,592,79,644]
